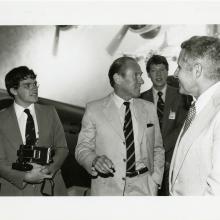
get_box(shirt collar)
[14,102,35,118]
[195,81,220,114]
[152,84,167,96]
[112,92,134,109]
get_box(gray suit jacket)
[0,103,68,196]
[75,93,165,196]
[140,85,188,163]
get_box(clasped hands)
[91,155,115,176]
[23,163,53,184]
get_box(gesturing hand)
[92,155,115,174]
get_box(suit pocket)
[145,124,154,140]
[135,172,158,196]
[147,123,154,128]
[146,173,158,196]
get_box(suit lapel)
[141,88,154,103]
[162,86,174,134]
[5,105,23,149]
[147,88,154,103]
[102,94,125,141]
[34,104,45,145]
[171,92,220,185]
[133,99,146,144]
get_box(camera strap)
[40,178,55,196]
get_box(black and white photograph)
[0,1,220,220]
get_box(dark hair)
[181,36,220,80]
[108,56,137,87]
[146,55,169,73]
[5,66,36,98]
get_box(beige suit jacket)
[169,85,220,195]
[75,93,165,196]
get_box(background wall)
[0,25,209,107]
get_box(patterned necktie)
[157,91,164,129]
[24,109,36,145]
[123,102,136,172]
[171,102,196,182]
[180,102,196,139]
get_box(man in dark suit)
[0,66,68,196]
[140,55,189,195]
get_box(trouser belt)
[126,166,148,178]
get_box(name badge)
[169,111,176,120]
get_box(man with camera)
[0,66,68,196]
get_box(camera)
[12,145,54,171]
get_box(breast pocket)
[145,123,154,136]
[144,123,155,148]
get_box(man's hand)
[23,163,53,184]
[92,155,115,174]
[40,166,52,175]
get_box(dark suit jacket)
[0,103,68,196]
[140,85,188,163]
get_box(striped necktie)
[24,109,36,145]
[157,91,164,129]
[123,102,136,172]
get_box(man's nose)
[174,69,179,78]
[138,76,144,84]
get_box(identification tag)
[169,111,176,120]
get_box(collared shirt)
[14,102,39,144]
[112,93,144,169]
[152,85,167,105]
[171,81,220,186]
[195,81,220,115]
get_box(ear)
[193,63,202,78]
[113,73,122,85]
[10,88,18,96]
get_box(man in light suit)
[140,55,189,195]
[75,56,164,196]
[169,36,220,195]
[0,66,68,196]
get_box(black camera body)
[12,145,54,171]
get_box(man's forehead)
[178,49,188,62]
[122,60,140,70]
[150,63,167,70]
[20,77,36,83]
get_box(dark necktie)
[157,91,164,129]
[24,109,36,145]
[180,102,196,140]
[123,102,136,172]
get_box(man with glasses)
[0,66,68,196]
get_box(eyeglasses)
[20,82,39,90]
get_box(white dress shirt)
[14,102,39,144]
[171,81,220,184]
[195,81,220,115]
[112,93,144,169]
[152,85,167,105]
